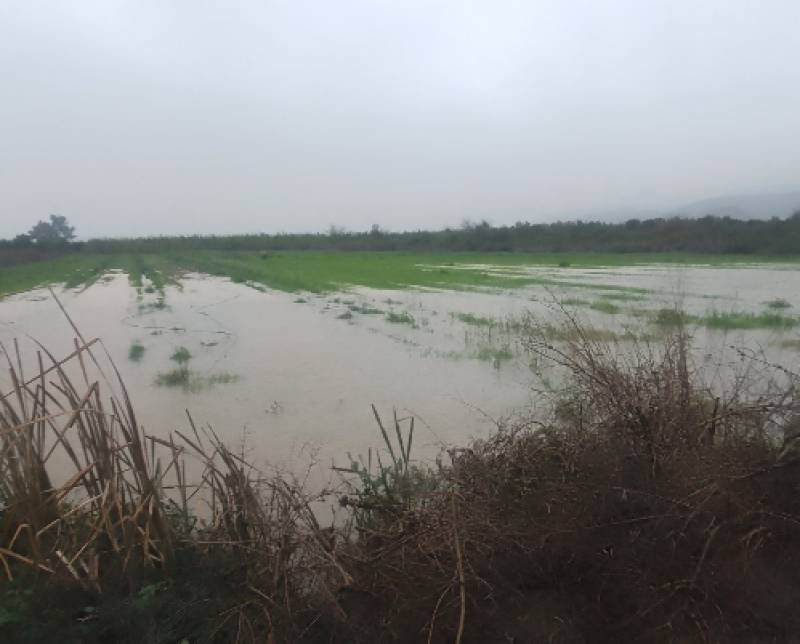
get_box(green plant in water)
[156,367,191,388]
[349,304,384,315]
[560,298,590,307]
[334,406,433,528]
[766,298,792,309]
[599,292,645,302]
[170,347,192,364]
[702,310,798,330]
[590,300,622,314]
[386,311,416,326]
[206,372,239,385]
[654,308,690,326]
[455,312,495,327]
[475,345,514,367]
[128,341,145,362]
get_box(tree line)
[3,212,800,256]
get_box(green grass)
[560,298,591,307]
[156,367,191,388]
[1,250,798,299]
[386,311,416,326]
[765,298,792,309]
[170,347,192,364]
[474,345,514,366]
[652,307,798,330]
[653,308,690,326]
[156,367,238,390]
[206,372,239,385]
[454,312,495,327]
[702,311,798,330]
[128,342,145,362]
[589,300,622,315]
[598,292,646,302]
[349,304,384,315]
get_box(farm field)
[2,251,798,483]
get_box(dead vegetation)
[2,306,800,642]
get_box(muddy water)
[1,263,799,488]
[0,274,535,488]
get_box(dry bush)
[329,313,800,643]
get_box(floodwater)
[1,262,799,487]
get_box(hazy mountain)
[668,191,800,220]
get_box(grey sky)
[1,1,799,239]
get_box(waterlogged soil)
[1,262,799,487]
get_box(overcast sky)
[1,1,799,239]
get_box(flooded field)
[1,261,799,483]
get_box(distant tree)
[11,233,33,247]
[28,215,75,245]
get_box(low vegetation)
[127,341,145,362]
[1,249,798,300]
[385,311,416,326]
[766,298,792,309]
[589,299,622,314]
[454,312,495,327]
[653,307,799,330]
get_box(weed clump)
[589,299,621,314]
[348,304,383,315]
[128,341,145,362]
[155,367,191,388]
[703,310,798,330]
[454,312,495,327]
[385,311,416,326]
[766,298,792,309]
[654,307,690,326]
[170,346,192,364]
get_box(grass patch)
[589,300,622,314]
[702,311,799,330]
[155,367,191,388]
[386,311,416,326]
[348,304,384,315]
[170,347,192,364]
[652,307,799,330]
[128,341,145,362]
[653,308,691,326]
[454,312,495,327]
[598,292,645,302]
[474,345,514,365]
[2,250,795,298]
[207,372,239,385]
[766,298,792,309]
[336,310,354,320]
[560,298,590,307]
